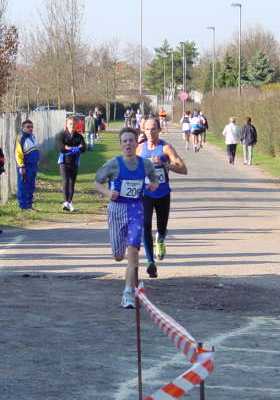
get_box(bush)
[202,87,280,157]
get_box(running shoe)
[68,202,75,212]
[121,290,135,309]
[155,234,166,260]
[62,201,70,211]
[147,262,158,278]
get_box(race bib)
[120,180,143,198]
[155,167,166,183]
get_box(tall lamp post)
[180,42,185,113]
[171,50,174,121]
[206,26,216,96]
[163,58,166,108]
[231,2,242,95]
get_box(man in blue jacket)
[15,119,40,210]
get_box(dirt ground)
[0,128,280,399]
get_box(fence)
[0,110,66,204]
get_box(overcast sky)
[7,0,280,54]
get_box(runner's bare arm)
[95,159,119,200]
[164,144,187,175]
[95,182,119,201]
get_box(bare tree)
[0,0,18,108]
[45,0,84,112]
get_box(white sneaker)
[121,290,135,309]
[68,202,75,212]
[62,201,70,211]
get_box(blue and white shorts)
[108,201,144,258]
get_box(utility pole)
[171,50,174,121]
[231,2,242,95]
[207,26,216,96]
[182,42,185,113]
[163,58,166,108]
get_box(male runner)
[95,127,158,309]
[159,108,168,133]
[137,118,187,278]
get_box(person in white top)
[180,110,192,150]
[222,117,241,164]
[135,109,142,130]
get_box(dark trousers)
[60,164,78,202]
[17,165,37,209]
[143,193,170,263]
[226,144,237,164]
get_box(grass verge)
[0,132,120,228]
[207,132,280,177]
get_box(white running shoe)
[121,290,135,309]
[62,201,70,211]
[68,202,75,212]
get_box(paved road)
[1,128,280,400]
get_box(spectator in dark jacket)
[57,116,86,212]
[240,117,257,166]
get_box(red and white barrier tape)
[135,284,214,400]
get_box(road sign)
[179,91,189,102]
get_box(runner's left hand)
[147,182,159,192]
[110,190,119,200]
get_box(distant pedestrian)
[190,110,204,152]
[130,110,136,129]
[159,107,168,133]
[199,111,209,144]
[0,146,4,176]
[136,109,142,130]
[57,116,86,212]
[124,108,131,128]
[240,117,257,166]
[95,127,158,309]
[222,117,241,164]
[180,110,192,150]
[94,107,103,140]
[0,146,4,234]
[15,119,40,210]
[85,110,96,151]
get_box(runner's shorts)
[108,201,144,258]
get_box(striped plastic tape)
[135,284,214,400]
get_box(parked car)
[33,105,58,112]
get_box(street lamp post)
[231,2,242,95]
[181,42,185,113]
[139,0,143,112]
[163,58,166,108]
[171,50,174,121]
[206,26,216,96]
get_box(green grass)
[0,132,120,228]
[107,120,123,130]
[207,132,280,177]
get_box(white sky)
[7,0,280,54]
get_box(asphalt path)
[0,128,280,400]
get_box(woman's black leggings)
[143,193,170,263]
[60,164,78,202]
[226,144,237,163]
